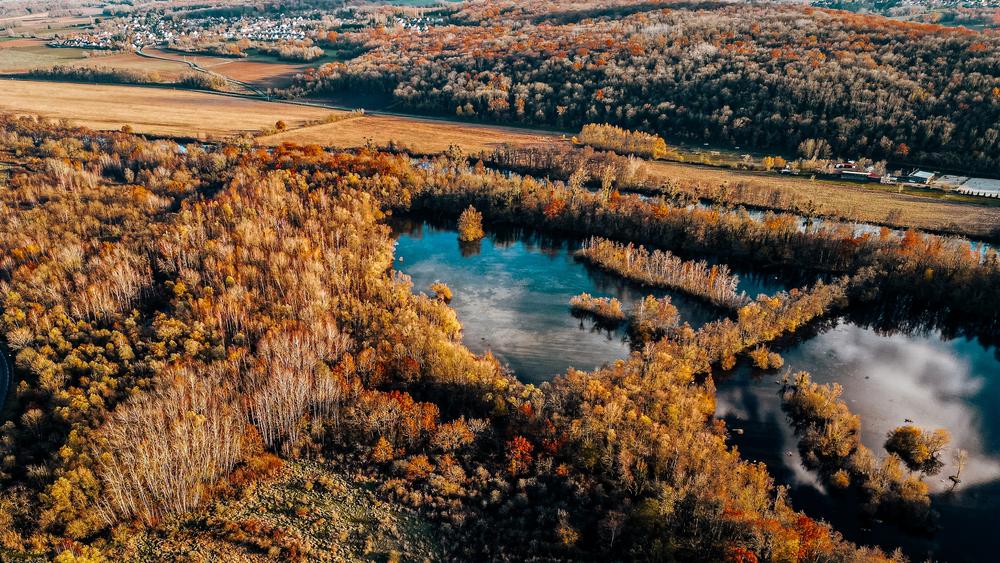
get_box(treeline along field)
[2,78,998,239]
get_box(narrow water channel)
[390,218,1000,562]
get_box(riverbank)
[392,218,1000,562]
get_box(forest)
[0,103,996,559]
[0,1,996,559]
[3,114,975,560]
[286,0,1000,172]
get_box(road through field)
[135,48,268,97]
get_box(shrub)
[430,282,453,302]
[749,346,783,370]
[568,293,626,324]
[457,206,485,242]
[578,123,671,160]
[885,425,950,475]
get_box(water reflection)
[457,239,481,257]
[686,200,996,257]
[390,217,1000,560]
[716,319,1000,561]
[390,218,780,383]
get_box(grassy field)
[0,80,334,138]
[0,39,89,72]
[0,79,996,238]
[263,113,559,154]
[642,161,1000,236]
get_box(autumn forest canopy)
[1,0,1000,561]
[0,99,997,559]
[290,0,1000,173]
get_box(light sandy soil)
[0,80,333,137]
[262,114,561,154]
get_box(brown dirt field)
[0,38,43,48]
[143,48,235,70]
[0,80,334,138]
[262,114,561,155]
[212,59,308,88]
[142,48,306,88]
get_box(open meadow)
[0,39,90,72]
[0,79,333,137]
[262,113,559,154]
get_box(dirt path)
[135,47,267,97]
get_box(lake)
[391,218,1000,562]
[391,218,785,383]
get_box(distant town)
[48,8,444,52]
[50,12,322,51]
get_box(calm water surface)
[717,320,1000,562]
[391,219,1000,561]
[391,219,784,383]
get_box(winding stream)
[391,218,1000,562]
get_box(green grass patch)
[0,45,88,71]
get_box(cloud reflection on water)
[793,324,1000,492]
[395,228,637,383]
[394,219,1000,559]
[716,321,1000,494]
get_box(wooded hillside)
[290,0,1000,172]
